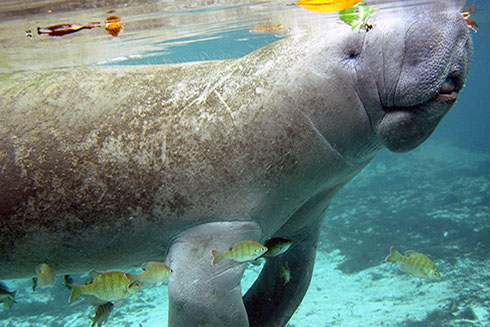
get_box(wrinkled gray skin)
[0,1,471,326]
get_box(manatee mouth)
[434,78,458,103]
[377,76,462,153]
[385,77,459,111]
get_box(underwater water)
[0,0,489,326]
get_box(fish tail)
[88,316,97,327]
[385,246,402,262]
[68,284,83,303]
[211,250,224,265]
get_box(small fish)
[280,262,291,286]
[385,246,441,280]
[37,23,101,37]
[35,263,56,288]
[64,274,73,290]
[127,261,172,285]
[295,0,362,13]
[211,240,268,265]
[32,277,38,292]
[262,238,293,258]
[67,271,143,303]
[249,24,283,33]
[88,302,114,327]
[0,282,17,309]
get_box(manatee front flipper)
[167,221,261,327]
[244,221,321,327]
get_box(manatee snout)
[375,5,472,153]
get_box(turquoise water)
[0,0,489,326]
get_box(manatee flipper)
[167,221,262,327]
[244,221,321,327]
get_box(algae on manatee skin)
[0,73,13,80]
[0,70,59,98]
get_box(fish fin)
[399,263,410,274]
[128,279,141,289]
[126,273,140,282]
[68,284,83,303]
[88,315,96,323]
[211,250,224,265]
[404,250,418,257]
[88,270,101,282]
[115,300,123,309]
[385,246,402,262]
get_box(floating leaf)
[295,0,362,13]
[339,2,374,31]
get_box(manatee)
[0,1,472,326]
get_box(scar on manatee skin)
[213,90,237,127]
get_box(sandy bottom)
[1,250,488,327]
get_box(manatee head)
[288,0,472,160]
[353,0,472,152]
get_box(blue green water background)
[0,1,489,326]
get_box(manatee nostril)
[347,50,358,59]
[345,48,360,60]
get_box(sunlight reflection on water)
[0,0,468,73]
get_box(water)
[0,0,489,326]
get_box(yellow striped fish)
[67,271,143,303]
[88,302,114,327]
[127,261,172,285]
[385,246,441,280]
[35,263,56,288]
[211,240,268,265]
[0,282,16,308]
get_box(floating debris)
[462,11,478,33]
[37,23,101,37]
[105,15,123,37]
[295,0,362,13]
[339,2,374,32]
[249,24,283,33]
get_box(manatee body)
[0,1,471,326]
